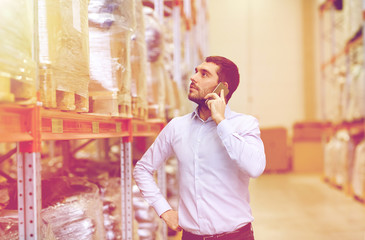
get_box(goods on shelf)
[88,0,134,117]
[162,18,179,119]
[0,211,18,240]
[1,177,105,239]
[323,61,345,123]
[343,0,363,44]
[144,7,166,120]
[352,140,365,200]
[38,0,90,112]
[324,130,355,189]
[131,0,148,120]
[344,29,364,121]
[0,0,36,103]
[99,178,122,240]
[133,185,159,240]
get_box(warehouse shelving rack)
[319,0,365,200]
[0,0,208,238]
[0,103,165,239]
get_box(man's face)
[188,62,219,105]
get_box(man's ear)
[223,81,229,89]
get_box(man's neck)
[197,105,211,121]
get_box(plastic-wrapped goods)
[343,0,363,43]
[144,7,166,120]
[38,0,90,112]
[69,160,122,239]
[1,177,105,239]
[323,63,344,122]
[352,140,365,200]
[130,0,148,120]
[0,210,58,239]
[133,185,159,240]
[0,211,19,240]
[162,19,178,119]
[99,178,122,240]
[0,0,36,103]
[345,37,364,121]
[88,0,134,117]
[41,177,105,240]
[324,130,355,188]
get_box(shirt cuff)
[217,119,234,140]
[152,197,172,217]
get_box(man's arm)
[217,116,266,178]
[133,122,175,217]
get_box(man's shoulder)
[228,110,258,123]
[167,112,193,126]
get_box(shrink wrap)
[1,177,105,239]
[0,0,36,103]
[88,0,134,117]
[0,211,19,240]
[131,0,148,119]
[70,160,122,239]
[163,18,180,119]
[38,0,90,112]
[324,130,355,188]
[133,185,159,240]
[42,177,105,240]
[144,8,166,120]
[343,0,363,43]
[352,140,365,199]
[345,33,364,121]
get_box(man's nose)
[190,73,198,83]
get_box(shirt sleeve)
[216,116,266,178]
[133,120,175,216]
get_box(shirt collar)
[190,105,232,120]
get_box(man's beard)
[188,89,211,106]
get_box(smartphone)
[205,82,229,106]
[212,82,229,98]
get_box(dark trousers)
[181,223,255,240]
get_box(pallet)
[89,92,119,116]
[119,103,132,118]
[118,93,132,118]
[148,105,166,120]
[41,88,89,112]
[132,98,147,120]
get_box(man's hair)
[205,56,240,102]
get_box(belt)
[182,223,252,240]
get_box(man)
[134,56,266,240]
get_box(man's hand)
[160,210,182,232]
[204,89,226,124]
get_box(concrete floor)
[250,173,365,240]
[168,173,365,240]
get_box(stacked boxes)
[38,0,90,112]
[0,0,36,104]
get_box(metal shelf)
[0,103,165,145]
[0,103,165,240]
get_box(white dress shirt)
[133,106,266,235]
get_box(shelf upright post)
[17,106,42,240]
[121,120,133,240]
[154,1,168,239]
[173,0,182,89]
